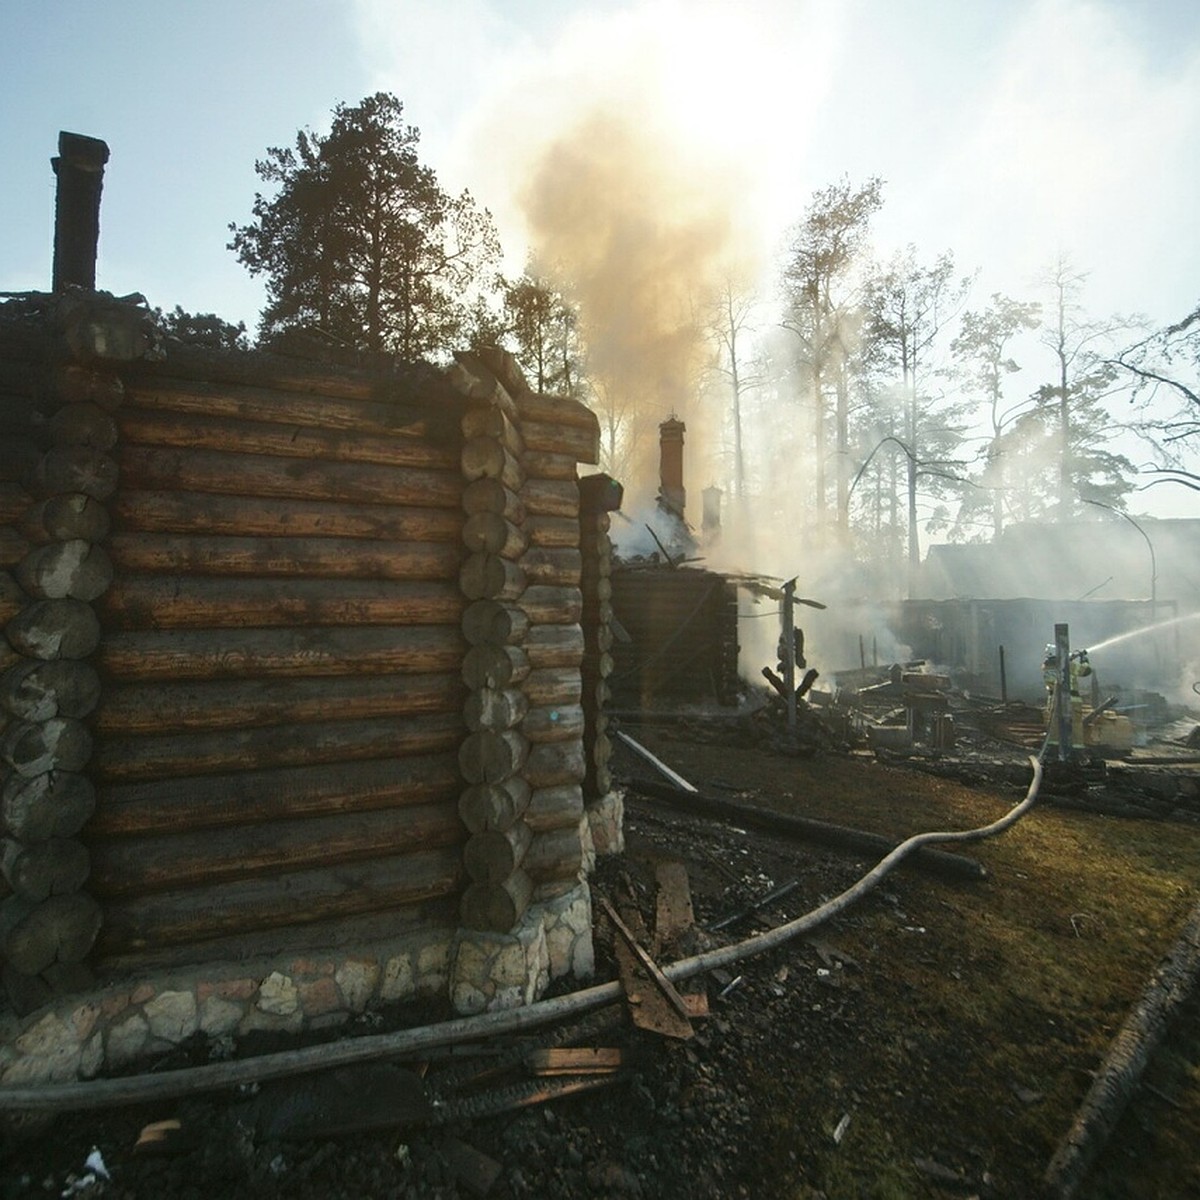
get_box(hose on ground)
[0,756,1043,1113]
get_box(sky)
[3,0,1199,520]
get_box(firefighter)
[1042,644,1092,748]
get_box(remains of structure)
[0,134,623,1087]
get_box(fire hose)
[0,757,1044,1113]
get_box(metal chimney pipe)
[52,131,109,291]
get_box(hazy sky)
[3,0,1199,516]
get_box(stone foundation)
[587,788,626,856]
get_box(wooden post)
[782,579,796,732]
[999,644,1008,704]
[52,133,109,292]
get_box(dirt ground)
[3,722,1200,1200]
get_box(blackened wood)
[463,823,533,884]
[0,437,41,485]
[521,585,582,625]
[457,778,532,834]
[521,703,586,744]
[525,515,579,549]
[1,836,90,901]
[21,494,111,543]
[33,445,118,501]
[1,717,93,777]
[91,754,461,836]
[457,729,529,785]
[54,364,125,410]
[463,687,528,733]
[17,540,112,600]
[462,513,527,558]
[0,890,101,973]
[524,740,586,789]
[0,571,23,625]
[91,712,463,783]
[522,479,578,518]
[459,553,526,601]
[524,826,584,883]
[462,478,525,522]
[578,473,624,513]
[461,599,529,646]
[1,659,101,721]
[525,624,585,669]
[97,625,464,681]
[89,804,463,897]
[106,534,461,580]
[117,407,458,470]
[459,869,532,933]
[522,668,582,707]
[6,598,101,659]
[525,785,584,834]
[462,643,530,690]
[118,445,461,508]
[1,770,95,841]
[0,528,31,569]
[97,846,462,954]
[0,482,34,527]
[520,547,581,588]
[101,577,463,630]
[52,132,109,292]
[94,673,463,735]
[49,403,118,451]
[113,490,460,541]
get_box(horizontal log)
[94,672,464,736]
[0,891,102,974]
[463,822,533,884]
[0,571,23,625]
[20,494,111,543]
[89,804,464,897]
[461,406,523,456]
[459,554,526,601]
[91,712,463,783]
[1,770,95,841]
[521,450,578,482]
[522,478,578,518]
[462,512,527,559]
[520,546,581,587]
[97,625,465,682]
[521,585,582,625]
[526,515,580,549]
[459,869,532,934]
[525,739,586,789]
[117,406,459,470]
[524,826,584,883]
[461,599,529,647]
[521,703,586,744]
[526,624,585,669]
[462,644,530,690]
[516,391,600,433]
[97,846,463,955]
[525,784,584,834]
[101,577,464,631]
[1,717,93,777]
[461,439,522,491]
[49,402,118,450]
[1,659,101,721]
[54,364,125,410]
[464,687,528,733]
[91,754,461,837]
[123,368,462,433]
[458,778,532,835]
[2,836,90,901]
[578,473,623,514]
[0,482,33,526]
[33,446,118,500]
[462,477,524,523]
[106,534,462,581]
[113,490,461,542]
[17,540,113,601]
[0,527,31,569]
[0,438,40,485]
[522,667,582,707]
[458,729,529,785]
[118,445,463,508]
[520,419,600,463]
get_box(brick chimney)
[658,416,686,520]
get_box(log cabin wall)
[0,303,607,1044]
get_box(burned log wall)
[1,317,606,1006]
[609,567,740,709]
